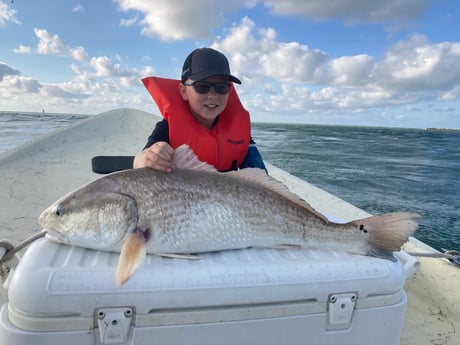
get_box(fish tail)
[350,212,420,261]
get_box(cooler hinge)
[95,307,134,344]
[326,292,357,330]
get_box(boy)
[134,47,265,172]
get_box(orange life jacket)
[142,76,250,171]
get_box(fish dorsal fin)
[227,168,330,224]
[171,144,217,172]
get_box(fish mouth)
[44,229,67,243]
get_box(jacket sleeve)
[239,138,267,172]
[143,119,170,150]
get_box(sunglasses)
[183,81,230,95]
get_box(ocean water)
[0,111,88,153]
[252,123,460,252]
[1,112,458,252]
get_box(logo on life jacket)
[227,139,245,145]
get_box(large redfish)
[39,145,419,286]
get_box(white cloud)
[114,0,246,40]
[70,63,82,75]
[214,18,377,88]
[114,0,430,41]
[261,0,429,23]
[0,0,20,27]
[4,22,156,108]
[3,36,153,114]
[71,4,84,13]
[71,46,88,62]
[120,15,139,27]
[41,84,89,99]
[35,28,69,55]
[329,55,374,86]
[13,29,87,65]
[91,56,121,76]
[261,41,329,82]
[13,25,155,85]
[441,85,460,101]
[211,18,460,115]
[33,28,88,62]
[213,17,329,84]
[372,34,460,92]
[0,75,41,93]
[0,70,117,105]
[89,56,153,80]
[213,18,331,85]
[13,45,32,54]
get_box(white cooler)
[0,238,417,345]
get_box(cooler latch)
[95,307,134,344]
[326,292,357,330]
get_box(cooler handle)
[395,250,420,278]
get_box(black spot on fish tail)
[350,212,420,259]
[359,224,368,233]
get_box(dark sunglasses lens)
[194,82,211,94]
[214,84,230,94]
[194,82,229,94]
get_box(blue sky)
[1,0,459,128]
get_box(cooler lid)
[7,238,406,319]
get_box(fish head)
[39,190,138,251]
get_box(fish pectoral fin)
[156,253,202,260]
[116,229,148,287]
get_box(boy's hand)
[133,141,174,172]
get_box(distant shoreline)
[425,127,460,132]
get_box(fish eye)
[54,206,64,217]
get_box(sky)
[1,0,459,128]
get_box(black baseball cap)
[181,48,241,84]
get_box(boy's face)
[179,75,230,129]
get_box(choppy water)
[252,123,460,252]
[1,112,458,252]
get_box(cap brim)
[189,71,241,84]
